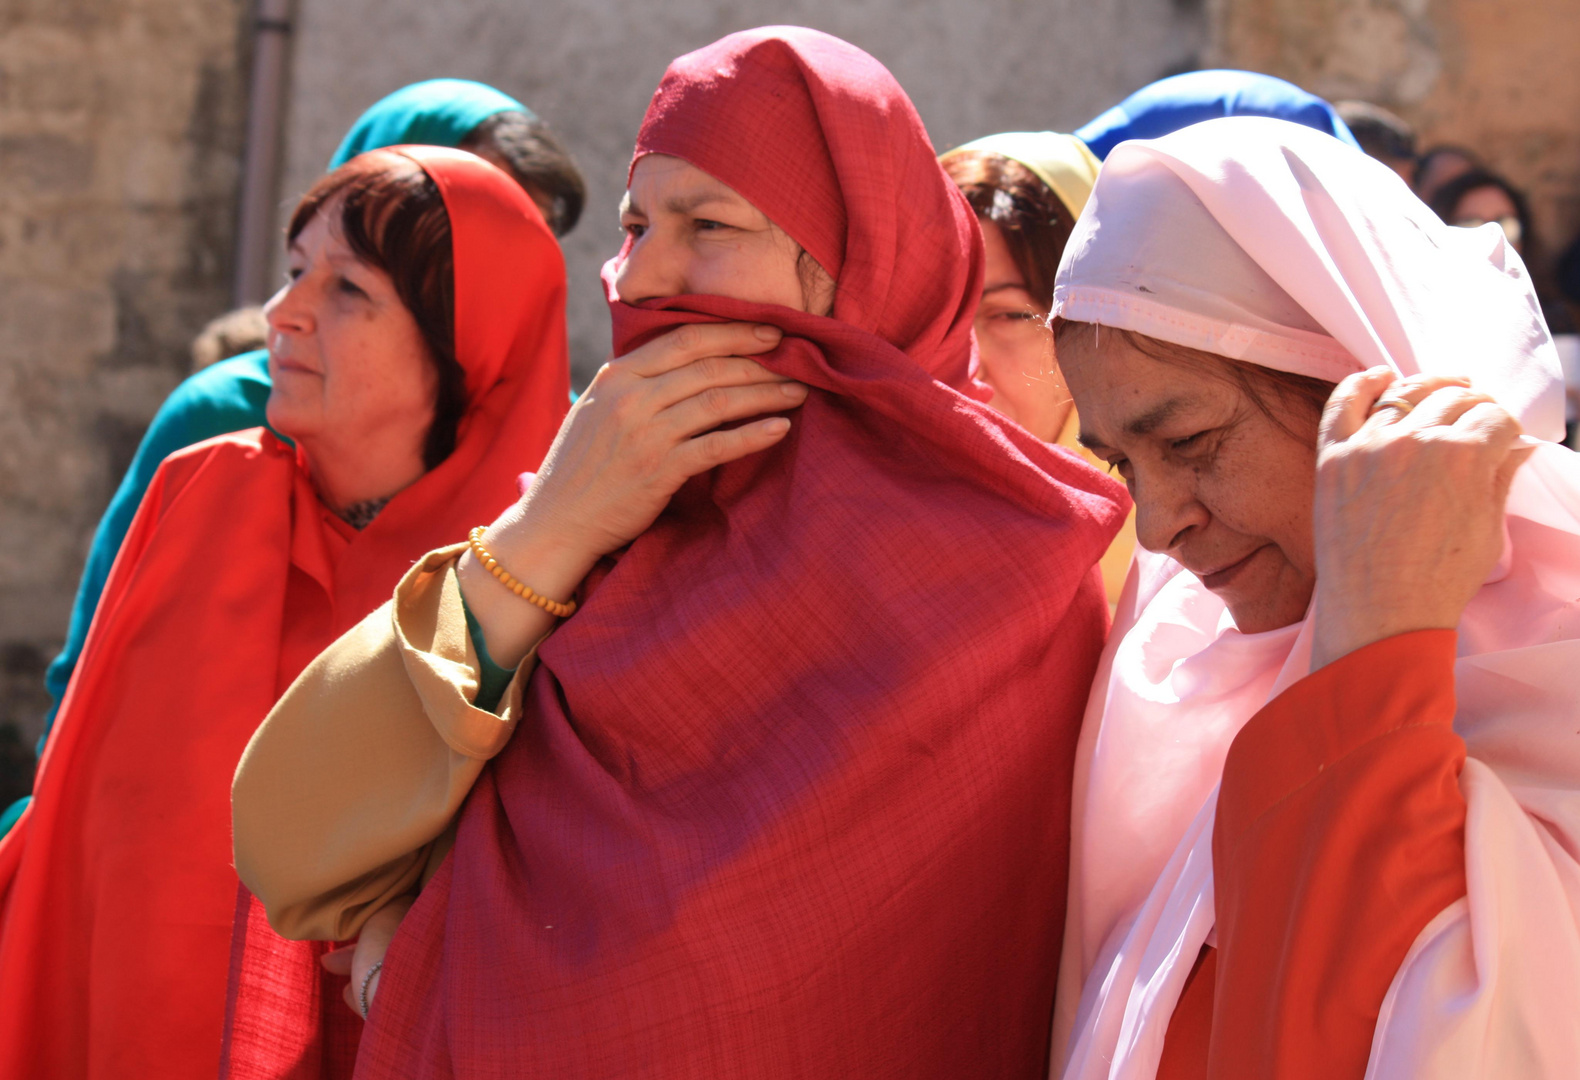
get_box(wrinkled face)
[1060,328,1321,633]
[975,221,1069,441]
[264,205,438,452]
[615,153,834,313]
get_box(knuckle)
[698,430,733,463]
[670,324,701,354]
[608,390,643,425]
[700,386,732,415]
[693,353,725,383]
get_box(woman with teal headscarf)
[24,80,583,815]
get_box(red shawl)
[355,28,1129,1080]
[0,147,569,1080]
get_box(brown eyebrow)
[1123,397,1188,436]
[981,282,1033,297]
[664,191,736,215]
[620,190,739,220]
[1077,397,1192,451]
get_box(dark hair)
[1335,100,1415,162]
[1053,319,1336,442]
[460,111,586,237]
[942,151,1077,307]
[289,156,466,470]
[1413,144,1479,200]
[1428,168,1533,249]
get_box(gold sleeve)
[232,543,540,941]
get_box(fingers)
[1320,367,1396,446]
[1492,438,1537,506]
[621,322,783,378]
[671,417,794,478]
[646,354,800,413]
[656,379,809,441]
[1357,373,1473,434]
[321,947,353,975]
[1402,385,1494,430]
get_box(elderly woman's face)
[1059,329,1321,633]
[263,205,438,452]
[615,154,834,314]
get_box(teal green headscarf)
[329,78,534,169]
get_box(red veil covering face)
[0,146,569,1080]
[355,28,1128,1080]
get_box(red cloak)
[0,146,570,1080]
[354,28,1129,1080]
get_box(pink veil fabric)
[1047,117,1580,1079]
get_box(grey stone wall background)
[0,0,248,778]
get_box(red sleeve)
[1206,629,1467,1080]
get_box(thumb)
[321,946,354,976]
[1491,439,1537,508]
[1319,367,1395,449]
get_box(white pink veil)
[1048,117,1580,1079]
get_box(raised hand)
[458,321,808,666]
[1310,368,1533,670]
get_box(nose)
[612,229,688,305]
[264,279,314,337]
[1131,464,1210,555]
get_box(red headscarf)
[0,146,569,1080]
[355,28,1128,1080]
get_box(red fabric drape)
[0,146,569,1080]
[355,28,1129,1080]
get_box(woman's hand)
[1310,368,1533,670]
[320,895,414,1018]
[459,321,808,666]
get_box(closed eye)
[336,276,369,299]
[1169,431,1209,452]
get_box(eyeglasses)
[1452,215,1523,247]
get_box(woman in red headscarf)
[0,146,570,1079]
[233,27,1128,1079]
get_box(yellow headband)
[940,132,1101,220]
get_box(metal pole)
[231,0,295,307]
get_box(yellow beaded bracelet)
[467,526,578,619]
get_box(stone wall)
[274,0,1208,385]
[1209,0,1580,286]
[0,0,250,760]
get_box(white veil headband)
[1048,117,1580,1079]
